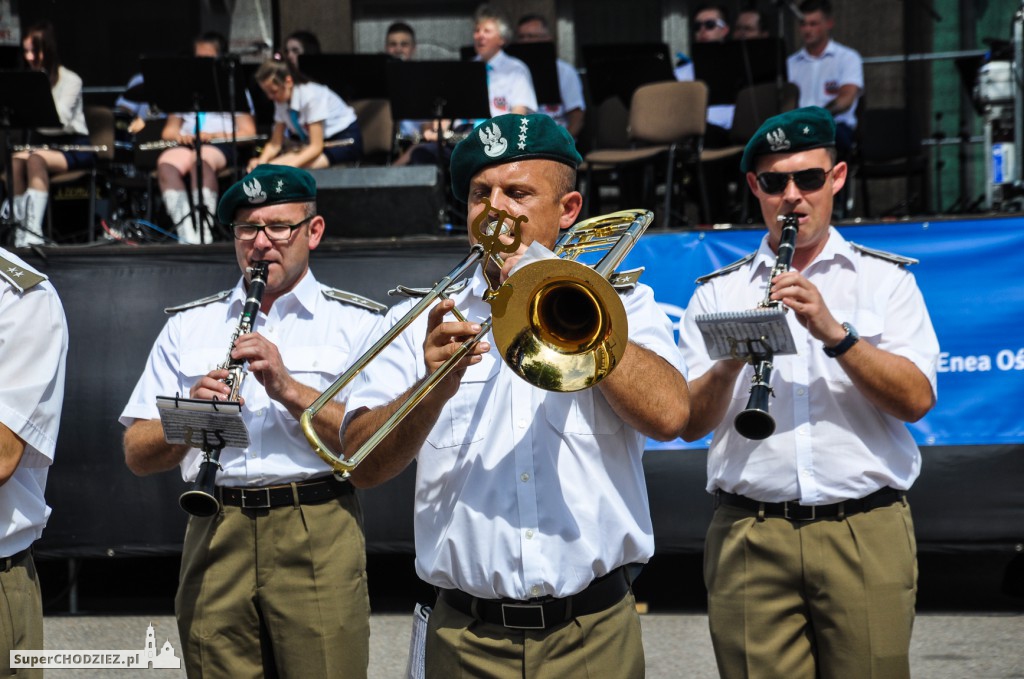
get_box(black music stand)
[298,53,393,102]
[0,71,61,246]
[692,38,788,107]
[505,43,561,107]
[581,42,674,106]
[141,56,250,242]
[387,61,489,227]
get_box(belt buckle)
[500,603,546,630]
[240,488,272,509]
[783,502,815,521]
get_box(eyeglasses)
[693,18,727,32]
[232,217,312,241]
[756,168,834,195]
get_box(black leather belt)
[1,547,30,572]
[716,487,905,522]
[217,476,353,509]
[439,565,631,630]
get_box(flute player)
[120,165,383,678]
[677,106,939,679]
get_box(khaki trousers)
[0,552,43,679]
[425,587,644,679]
[705,500,918,679]
[175,494,370,679]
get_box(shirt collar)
[229,267,319,318]
[796,39,838,61]
[749,225,855,282]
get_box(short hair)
[693,3,731,25]
[798,0,833,17]
[195,31,228,56]
[475,4,513,43]
[23,21,61,82]
[286,30,321,55]
[255,56,309,86]
[552,163,577,199]
[386,21,416,42]
[739,7,770,31]
[516,13,550,31]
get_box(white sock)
[163,189,199,244]
[17,189,48,246]
[12,193,26,223]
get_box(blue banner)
[621,216,1024,449]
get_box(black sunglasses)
[756,168,834,195]
[693,18,726,32]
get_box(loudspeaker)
[313,166,446,238]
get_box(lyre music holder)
[0,71,61,247]
[141,56,251,243]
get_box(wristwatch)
[823,322,859,358]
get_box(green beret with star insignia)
[449,113,583,203]
[217,164,317,224]
[740,106,836,173]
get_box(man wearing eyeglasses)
[677,107,939,679]
[120,165,385,678]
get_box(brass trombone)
[300,205,653,478]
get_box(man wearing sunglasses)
[120,165,385,678]
[677,107,939,679]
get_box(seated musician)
[157,32,257,245]
[11,21,92,247]
[247,57,362,172]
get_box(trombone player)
[120,165,383,678]
[343,113,690,678]
[677,107,939,678]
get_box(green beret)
[740,106,836,173]
[449,113,582,203]
[217,164,317,224]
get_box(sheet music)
[693,307,797,360]
[156,395,250,448]
[405,603,431,679]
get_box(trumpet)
[733,214,799,440]
[301,206,653,477]
[179,260,269,517]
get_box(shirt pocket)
[541,389,624,436]
[425,351,500,449]
[180,347,227,382]
[282,345,352,390]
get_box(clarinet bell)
[179,460,221,517]
[734,384,776,440]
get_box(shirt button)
[517,419,527,429]
[525,529,534,539]
[520,473,530,482]
[801,468,811,477]
[530,585,541,596]
[797,388,806,396]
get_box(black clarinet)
[733,215,799,440]
[179,261,270,517]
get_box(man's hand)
[423,299,489,400]
[769,270,846,346]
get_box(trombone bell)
[493,257,627,392]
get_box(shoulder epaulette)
[389,279,470,299]
[848,241,918,267]
[0,254,46,292]
[695,252,756,285]
[611,266,644,292]
[164,289,232,315]
[322,287,387,313]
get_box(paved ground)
[37,611,1023,678]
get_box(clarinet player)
[120,165,384,678]
[677,107,939,679]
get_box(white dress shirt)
[274,81,357,140]
[120,270,381,486]
[39,65,87,137]
[0,248,68,556]
[346,265,684,600]
[538,59,586,129]
[678,228,939,504]
[479,50,538,116]
[788,39,864,129]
